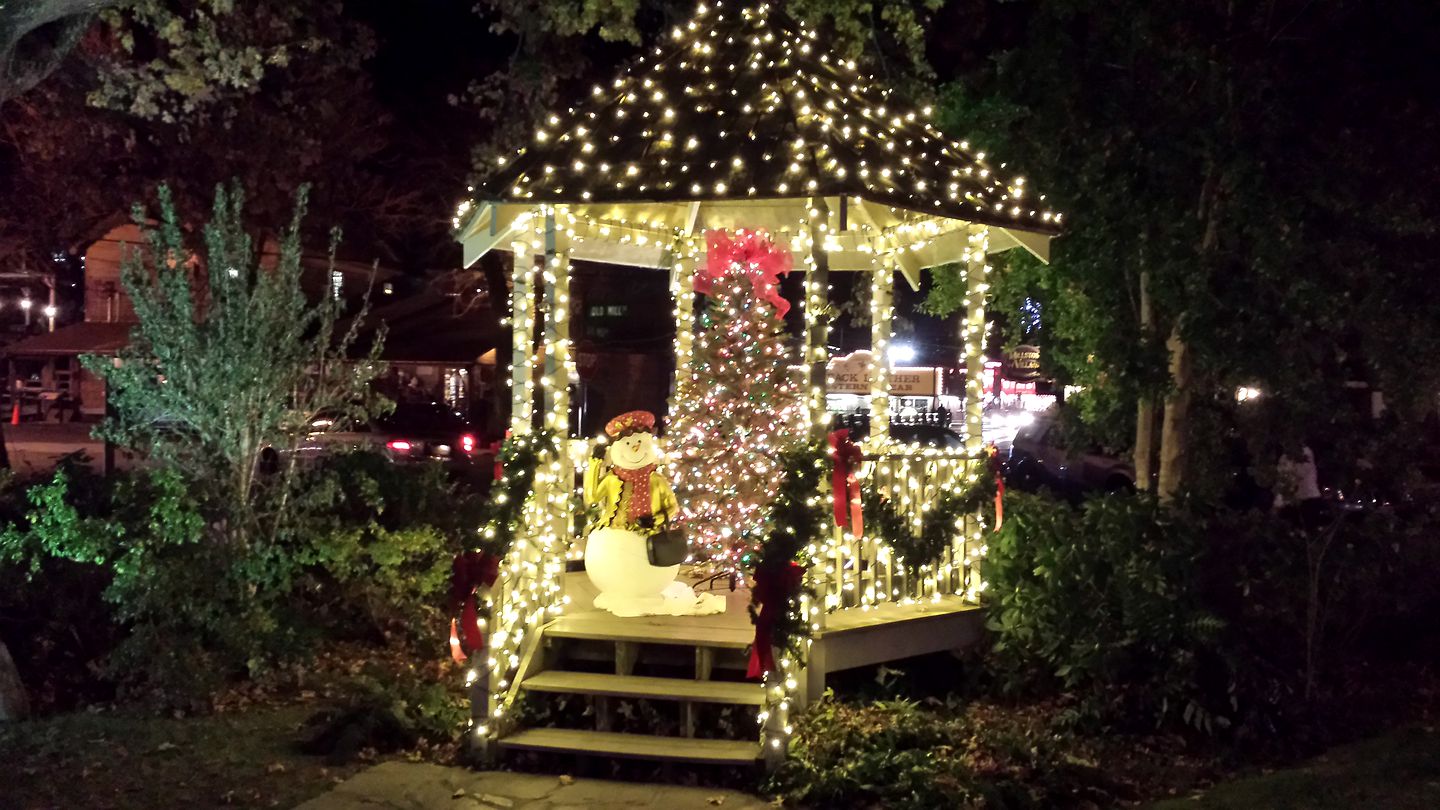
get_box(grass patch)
[1150,726,1440,810]
[0,703,376,809]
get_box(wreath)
[860,461,996,565]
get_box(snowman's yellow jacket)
[584,459,680,533]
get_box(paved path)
[294,762,773,810]
[1,422,137,476]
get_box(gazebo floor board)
[549,570,985,675]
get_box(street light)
[43,304,56,332]
[888,343,917,364]
[19,296,32,327]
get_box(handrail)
[813,450,984,613]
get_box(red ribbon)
[448,550,501,665]
[828,429,864,537]
[747,561,806,679]
[987,443,1004,532]
[488,440,503,482]
[695,229,793,317]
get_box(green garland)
[748,441,829,664]
[860,461,996,566]
[476,429,559,556]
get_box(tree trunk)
[1134,270,1155,490]
[1157,323,1190,501]
[0,639,29,722]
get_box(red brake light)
[460,433,477,454]
[386,439,413,452]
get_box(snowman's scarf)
[613,463,658,522]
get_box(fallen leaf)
[153,742,179,754]
[707,797,725,806]
[265,762,287,774]
[558,775,575,786]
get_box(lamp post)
[19,295,31,327]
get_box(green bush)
[983,492,1228,732]
[771,696,1117,809]
[1204,502,1440,725]
[0,452,481,706]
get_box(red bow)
[696,229,793,317]
[747,561,806,679]
[828,429,864,537]
[448,550,501,665]
[987,443,1004,532]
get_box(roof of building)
[471,0,1061,234]
[1,321,133,357]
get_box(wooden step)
[499,728,760,765]
[545,614,753,649]
[522,671,764,705]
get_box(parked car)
[1007,412,1135,494]
[266,401,493,483]
[831,414,966,450]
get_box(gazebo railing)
[813,450,984,615]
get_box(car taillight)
[386,439,413,452]
[460,433,477,454]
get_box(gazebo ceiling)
[457,0,1062,281]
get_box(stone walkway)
[294,762,774,810]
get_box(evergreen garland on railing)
[477,429,559,556]
[747,441,829,672]
[860,460,996,566]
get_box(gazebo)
[452,0,1060,769]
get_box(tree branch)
[0,0,115,103]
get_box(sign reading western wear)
[826,351,940,396]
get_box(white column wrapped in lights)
[667,234,700,419]
[541,204,575,588]
[508,216,538,435]
[801,198,831,440]
[961,225,992,604]
[868,251,895,446]
[963,227,991,454]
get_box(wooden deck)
[548,568,985,701]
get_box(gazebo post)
[667,234,700,419]
[802,197,831,440]
[540,204,575,571]
[540,205,572,439]
[508,218,538,436]
[868,254,895,445]
[963,227,991,455]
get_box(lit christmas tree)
[669,230,804,576]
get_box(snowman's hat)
[605,410,656,439]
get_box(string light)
[458,1,1062,232]
[457,0,1051,759]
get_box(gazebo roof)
[457,1,1062,281]
[471,1,1061,234]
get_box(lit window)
[330,270,344,300]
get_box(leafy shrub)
[771,696,1118,809]
[1204,502,1440,731]
[0,452,482,707]
[983,492,1228,732]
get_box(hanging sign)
[1003,345,1042,381]
[824,351,940,396]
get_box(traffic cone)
[10,398,19,425]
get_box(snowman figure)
[582,410,725,617]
